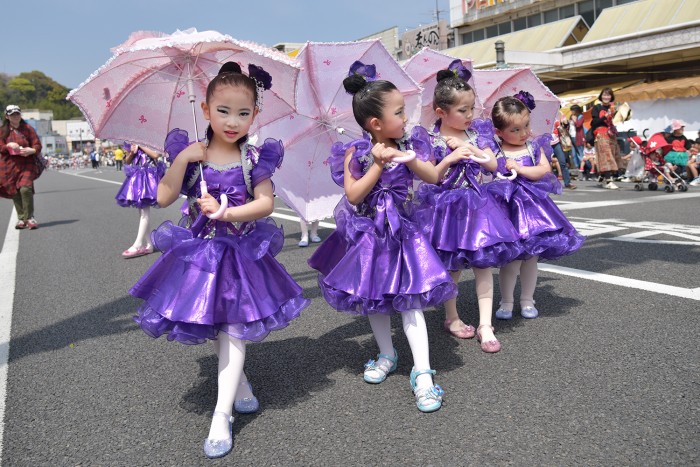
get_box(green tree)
[0,71,82,120]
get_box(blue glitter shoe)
[495,302,513,320]
[363,348,398,384]
[203,412,234,459]
[234,382,259,414]
[410,368,444,413]
[521,305,539,319]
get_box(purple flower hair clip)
[348,61,377,82]
[248,64,272,112]
[514,90,536,111]
[248,64,272,91]
[447,59,472,82]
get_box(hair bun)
[436,70,454,83]
[343,74,367,95]
[218,61,242,75]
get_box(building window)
[544,9,559,23]
[486,25,499,38]
[596,0,613,17]
[578,0,595,27]
[615,0,637,4]
[559,5,576,18]
[473,29,485,41]
[461,32,472,44]
[498,22,512,34]
[513,17,527,31]
[527,13,542,27]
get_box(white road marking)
[269,212,336,229]
[538,264,700,301]
[63,172,123,186]
[0,208,19,465]
[557,192,700,211]
[611,230,700,245]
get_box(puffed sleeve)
[328,136,372,187]
[163,128,198,195]
[531,133,554,163]
[408,126,434,162]
[251,138,284,187]
[470,119,499,154]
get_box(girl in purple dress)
[489,93,584,321]
[130,62,310,459]
[308,61,469,413]
[115,143,164,258]
[417,61,523,353]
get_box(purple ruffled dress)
[487,135,585,261]
[130,129,310,345]
[308,129,458,315]
[115,148,165,208]
[416,120,523,270]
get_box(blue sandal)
[203,411,234,459]
[363,349,398,384]
[410,368,444,413]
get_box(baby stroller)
[635,131,689,192]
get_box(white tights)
[367,310,433,388]
[208,334,246,440]
[498,257,539,311]
[131,206,152,249]
[299,220,319,241]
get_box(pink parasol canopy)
[67,28,300,151]
[473,68,561,136]
[257,40,422,222]
[402,47,482,128]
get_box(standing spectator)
[114,145,125,171]
[90,148,98,170]
[0,105,43,229]
[569,104,585,169]
[551,113,576,189]
[590,87,620,189]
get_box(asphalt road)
[0,168,698,466]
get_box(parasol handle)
[392,150,417,164]
[496,169,517,180]
[468,152,491,164]
[200,180,228,220]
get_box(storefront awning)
[582,0,700,43]
[448,16,587,67]
[614,76,700,102]
[557,81,640,109]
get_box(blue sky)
[4,0,449,90]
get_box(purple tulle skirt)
[131,218,309,344]
[416,184,523,270]
[115,163,165,208]
[308,200,457,315]
[487,175,585,261]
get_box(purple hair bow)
[248,64,272,90]
[348,61,377,82]
[514,90,536,111]
[447,59,472,82]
